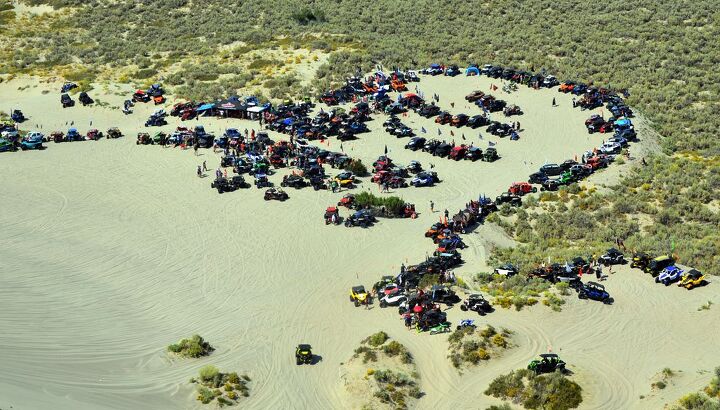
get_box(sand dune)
[1,75,718,410]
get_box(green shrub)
[346,159,369,176]
[363,350,378,363]
[417,274,440,289]
[487,404,514,410]
[653,381,666,390]
[485,369,583,410]
[352,191,407,217]
[365,331,389,347]
[492,334,508,348]
[167,334,214,358]
[556,282,570,296]
[217,396,233,406]
[199,365,219,382]
[382,340,403,356]
[227,372,240,384]
[677,392,711,409]
[480,325,497,338]
[196,386,214,404]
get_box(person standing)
[444,209,449,220]
[430,201,435,213]
[197,165,202,177]
[552,97,557,107]
[203,161,208,172]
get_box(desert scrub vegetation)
[352,192,409,218]
[371,369,422,410]
[651,368,676,391]
[489,156,720,275]
[485,369,583,410]
[475,273,567,312]
[191,365,250,406]
[167,334,214,358]
[345,159,369,177]
[347,332,420,410]
[670,366,720,410]
[448,325,513,369]
[354,332,413,365]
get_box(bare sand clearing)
[1,75,718,409]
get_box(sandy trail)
[1,75,718,410]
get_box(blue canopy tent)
[196,103,216,117]
[466,66,480,76]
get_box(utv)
[528,354,566,374]
[295,344,314,365]
[460,294,493,315]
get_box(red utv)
[180,108,196,121]
[86,129,102,141]
[325,206,340,225]
[586,155,609,170]
[337,194,355,208]
[449,145,468,161]
[558,82,575,93]
[508,182,537,196]
[320,93,338,106]
[133,90,150,103]
[269,154,285,168]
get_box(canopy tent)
[216,97,248,118]
[466,66,480,76]
[246,105,268,113]
[196,103,216,112]
[246,104,268,120]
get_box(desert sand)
[1,74,718,410]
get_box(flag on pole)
[421,126,427,133]
[438,129,442,135]
[450,130,454,136]
[462,134,466,140]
